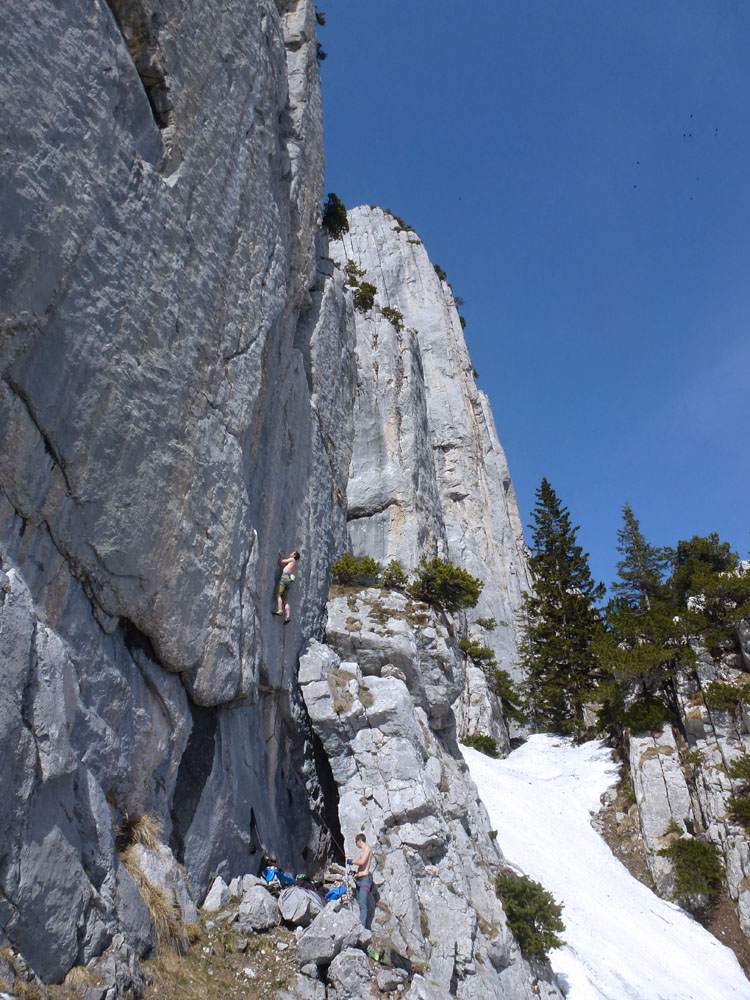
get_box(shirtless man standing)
[274,550,300,623]
[350,833,373,928]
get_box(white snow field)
[464,734,750,1000]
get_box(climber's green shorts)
[276,572,294,596]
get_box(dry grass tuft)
[13,980,45,1000]
[120,845,183,952]
[121,812,163,851]
[183,923,201,945]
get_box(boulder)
[278,886,324,927]
[127,843,199,926]
[377,966,409,992]
[238,886,281,932]
[327,947,372,996]
[274,973,326,999]
[296,906,371,967]
[404,974,450,999]
[203,876,231,912]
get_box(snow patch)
[464,734,750,1000]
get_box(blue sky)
[318,0,750,588]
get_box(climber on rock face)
[274,550,300,623]
[350,832,374,929]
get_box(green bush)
[704,680,746,712]
[384,209,412,231]
[475,617,498,631]
[620,697,671,733]
[457,639,496,665]
[344,259,366,284]
[331,554,381,586]
[381,559,408,591]
[495,873,564,960]
[316,42,327,62]
[322,192,348,239]
[433,263,447,281]
[410,557,483,613]
[728,753,750,784]
[494,668,527,725]
[488,829,498,840]
[728,795,750,830]
[353,281,376,312]
[380,306,404,331]
[657,837,724,898]
[461,733,499,758]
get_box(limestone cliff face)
[302,591,563,1000]
[330,207,531,742]
[0,3,546,995]
[0,0,355,983]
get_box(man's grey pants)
[357,875,373,928]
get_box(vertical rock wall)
[301,591,563,1000]
[0,0,356,982]
[330,207,531,742]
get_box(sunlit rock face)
[0,0,356,982]
[330,208,531,684]
[628,641,750,936]
[301,590,564,1000]
[329,207,530,750]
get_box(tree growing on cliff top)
[322,192,348,239]
[410,557,482,613]
[519,479,604,736]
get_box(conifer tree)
[612,503,670,612]
[519,479,604,735]
[600,506,685,717]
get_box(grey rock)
[629,725,693,896]
[278,885,324,927]
[300,606,533,998]
[203,876,231,912]
[238,885,281,932]
[671,660,750,933]
[275,973,326,999]
[0,0,357,981]
[377,967,409,992]
[327,947,372,996]
[128,842,198,927]
[403,974,449,999]
[331,207,531,727]
[114,860,156,960]
[296,906,370,967]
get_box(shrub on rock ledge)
[381,559,409,591]
[461,733,499,758]
[495,872,564,961]
[331,554,381,586]
[657,837,724,899]
[410,557,482,612]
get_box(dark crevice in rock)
[169,702,218,863]
[3,376,73,494]
[120,618,160,666]
[347,498,399,522]
[104,0,173,130]
[309,726,345,865]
